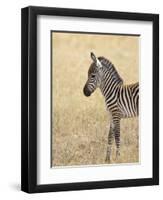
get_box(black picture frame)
[21,6,159,193]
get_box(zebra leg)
[105,124,114,162]
[113,118,121,159]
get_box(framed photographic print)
[21,6,159,193]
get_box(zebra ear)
[90,52,97,62]
[90,52,102,68]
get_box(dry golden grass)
[52,32,139,167]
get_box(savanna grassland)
[52,32,139,167]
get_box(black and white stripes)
[83,52,139,162]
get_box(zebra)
[83,52,139,162]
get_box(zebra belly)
[118,107,134,118]
[117,102,137,118]
[117,87,138,118]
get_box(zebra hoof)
[116,151,120,160]
[105,156,111,163]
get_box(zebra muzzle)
[83,86,91,97]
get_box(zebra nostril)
[83,86,91,97]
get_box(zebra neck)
[99,76,122,105]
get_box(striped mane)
[98,57,123,84]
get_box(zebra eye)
[91,74,96,78]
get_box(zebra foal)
[83,52,139,162]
